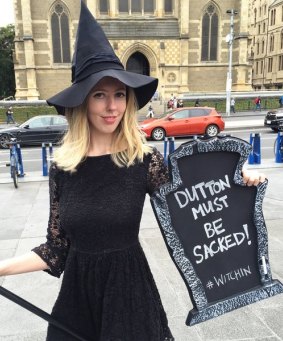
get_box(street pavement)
[0,113,283,340]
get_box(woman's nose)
[106,96,117,110]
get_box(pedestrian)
[146,103,154,118]
[0,2,266,341]
[254,96,261,111]
[173,96,177,109]
[177,99,183,108]
[6,106,15,124]
[194,99,200,107]
[279,95,283,108]
[230,98,236,113]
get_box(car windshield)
[159,111,172,119]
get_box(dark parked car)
[264,110,283,132]
[0,115,68,148]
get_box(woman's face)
[87,77,127,137]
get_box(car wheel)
[0,134,11,149]
[205,124,219,137]
[151,128,166,141]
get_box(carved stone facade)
[248,0,283,90]
[13,0,252,101]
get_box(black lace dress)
[32,148,174,341]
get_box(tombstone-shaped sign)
[151,136,283,326]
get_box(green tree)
[0,24,15,99]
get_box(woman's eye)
[93,92,104,99]
[116,92,126,98]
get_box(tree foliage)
[0,24,15,99]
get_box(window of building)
[254,8,257,24]
[118,0,154,14]
[270,34,274,52]
[279,55,283,70]
[263,22,266,33]
[261,60,264,74]
[51,3,71,63]
[262,39,265,53]
[258,24,261,34]
[201,4,218,61]
[256,61,259,74]
[281,30,283,49]
[270,9,276,25]
[99,0,109,14]
[257,41,259,54]
[165,0,173,14]
[264,4,267,15]
[268,57,273,72]
[260,6,262,17]
[282,5,283,21]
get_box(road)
[0,127,277,176]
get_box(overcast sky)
[0,0,15,27]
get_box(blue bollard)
[248,133,261,164]
[42,143,48,176]
[49,143,53,160]
[16,144,25,177]
[163,137,168,164]
[169,137,175,154]
[275,132,283,163]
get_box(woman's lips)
[102,116,117,124]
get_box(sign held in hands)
[151,136,283,326]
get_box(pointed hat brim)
[47,69,158,115]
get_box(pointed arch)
[50,1,71,63]
[201,2,219,61]
[120,43,158,77]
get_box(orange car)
[139,107,225,141]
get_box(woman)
[0,2,264,340]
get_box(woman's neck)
[88,133,114,156]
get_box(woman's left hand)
[242,169,266,186]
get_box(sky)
[0,0,15,27]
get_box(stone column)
[179,1,190,93]
[19,0,40,100]
[109,0,117,17]
[155,0,164,17]
[86,0,96,17]
[234,2,253,91]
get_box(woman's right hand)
[0,252,49,277]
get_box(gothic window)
[201,4,218,61]
[51,3,70,63]
[254,8,257,24]
[118,0,154,14]
[268,57,273,72]
[270,34,274,52]
[165,0,173,14]
[262,39,265,53]
[99,0,109,14]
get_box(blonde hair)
[54,88,151,172]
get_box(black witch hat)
[47,1,158,114]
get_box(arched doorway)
[126,52,150,75]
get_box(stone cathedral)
[13,0,251,101]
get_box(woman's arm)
[0,252,48,276]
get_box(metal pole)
[226,9,236,117]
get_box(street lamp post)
[226,9,238,116]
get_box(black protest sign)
[151,136,283,326]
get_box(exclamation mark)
[243,224,251,245]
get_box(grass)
[183,98,280,113]
[0,105,57,124]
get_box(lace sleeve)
[32,163,70,278]
[147,148,169,195]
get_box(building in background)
[13,0,252,101]
[248,0,283,90]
